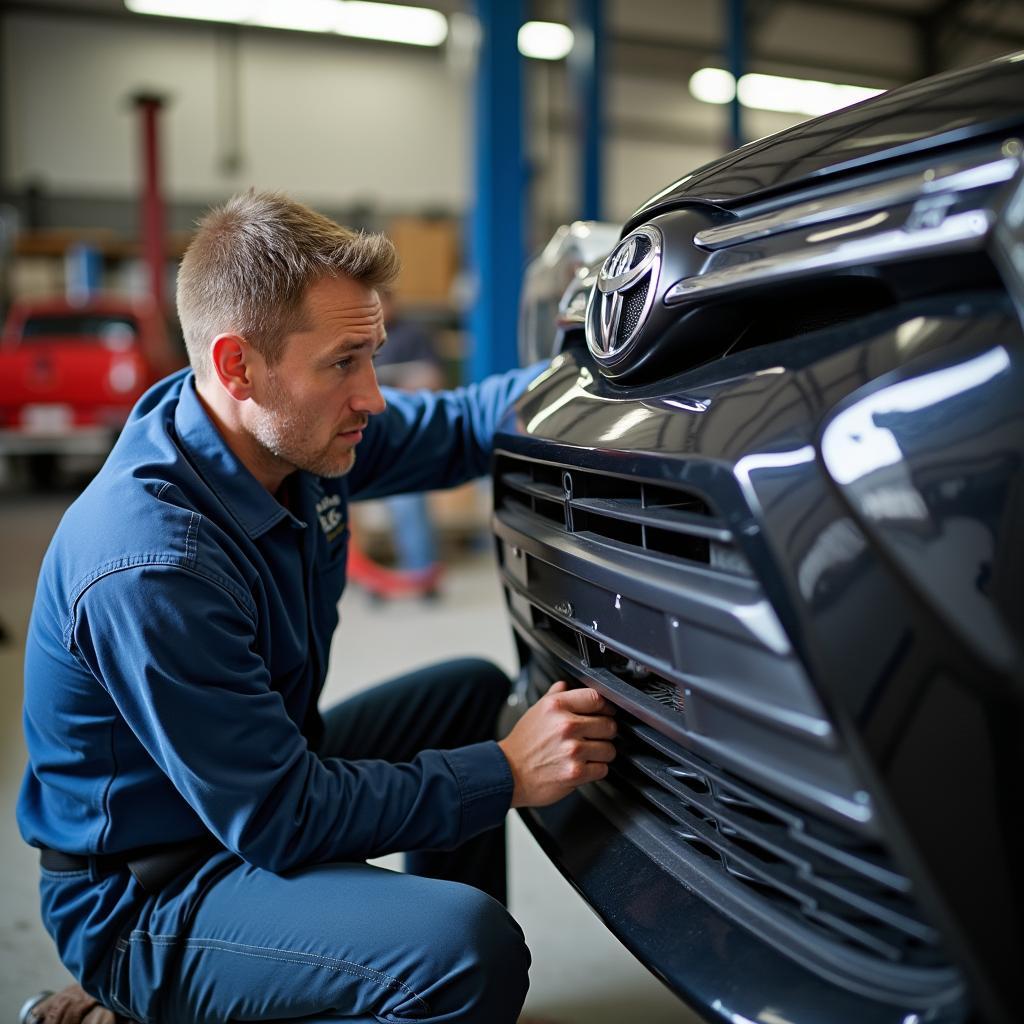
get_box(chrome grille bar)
[568,495,734,542]
[498,471,563,504]
[666,209,994,306]
[694,150,1019,251]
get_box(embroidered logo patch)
[316,493,346,542]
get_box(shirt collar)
[174,373,306,538]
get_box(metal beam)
[790,0,921,23]
[611,32,902,86]
[0,13,7,191]
[132,93,168,315]
[547,111,728,149]
[726,0,747,149]
[918,0,1005,76]
[929,0,977,18]
[468,0,525,382]
[808,0,1024,49]
[571,0,605,221]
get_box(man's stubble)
[248,370,357,480]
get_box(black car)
[495,54,1023,1024]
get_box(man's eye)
[333,357,354,371]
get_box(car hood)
[628,52,1024,228]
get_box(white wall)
[3,11,472,209]
[5,14,222,198]
[235,32,471,207]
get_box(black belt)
[40,848,129,873]
[39,836,219,894]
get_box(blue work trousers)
[385,492,438,571]
[49,659,530,1023]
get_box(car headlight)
[518,220,620,367]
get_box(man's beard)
[249,371,358,479]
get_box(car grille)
[667,143,1018,309]
[494,446,958,993]
[584,142,1018,386]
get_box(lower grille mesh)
[613,719,941,967]
[523,623,944,970]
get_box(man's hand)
[21,985,133,1024]
[498,680,617,808]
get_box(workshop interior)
[1,2,1021,1023]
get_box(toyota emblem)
[586,225,662,363]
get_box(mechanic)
[17,191,618,1024]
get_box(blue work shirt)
[17,365,535,975]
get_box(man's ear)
[209,333,257,401]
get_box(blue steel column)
[572,0,604,221]
[469,0,525,382]
[727,0,746,149]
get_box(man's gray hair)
[176,190,400,379]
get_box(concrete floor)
[0,484,698,1023]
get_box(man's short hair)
[176,190,400,379]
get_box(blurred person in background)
[375,289,443,577]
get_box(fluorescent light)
[689,67,884,117]
[336,2,447,46]
[739,72,883,116]
[254,0,344,33]
[125,0,251,22]
[689,67,736,105]
[124,0,448,46]
[518,21,574,61]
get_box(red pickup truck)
[0,295,184,484]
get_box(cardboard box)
[387,216,461,306]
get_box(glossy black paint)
[630,54,1024,224]
[499,52,1024,1024]
[497,292,1024,1023]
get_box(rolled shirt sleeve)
[72,564,513,872]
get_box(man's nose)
[351,363,387,417]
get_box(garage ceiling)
[5,0,1024,87]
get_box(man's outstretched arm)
[69,565,614,871]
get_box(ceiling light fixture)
[124,0,449,47]
[689,67,884,117]
[518,21,574,61]
[689,67,736,105]
[125,0,250,23]
[256,0,344,33]
[336,2,447,46]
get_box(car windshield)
[20,314,138,349]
